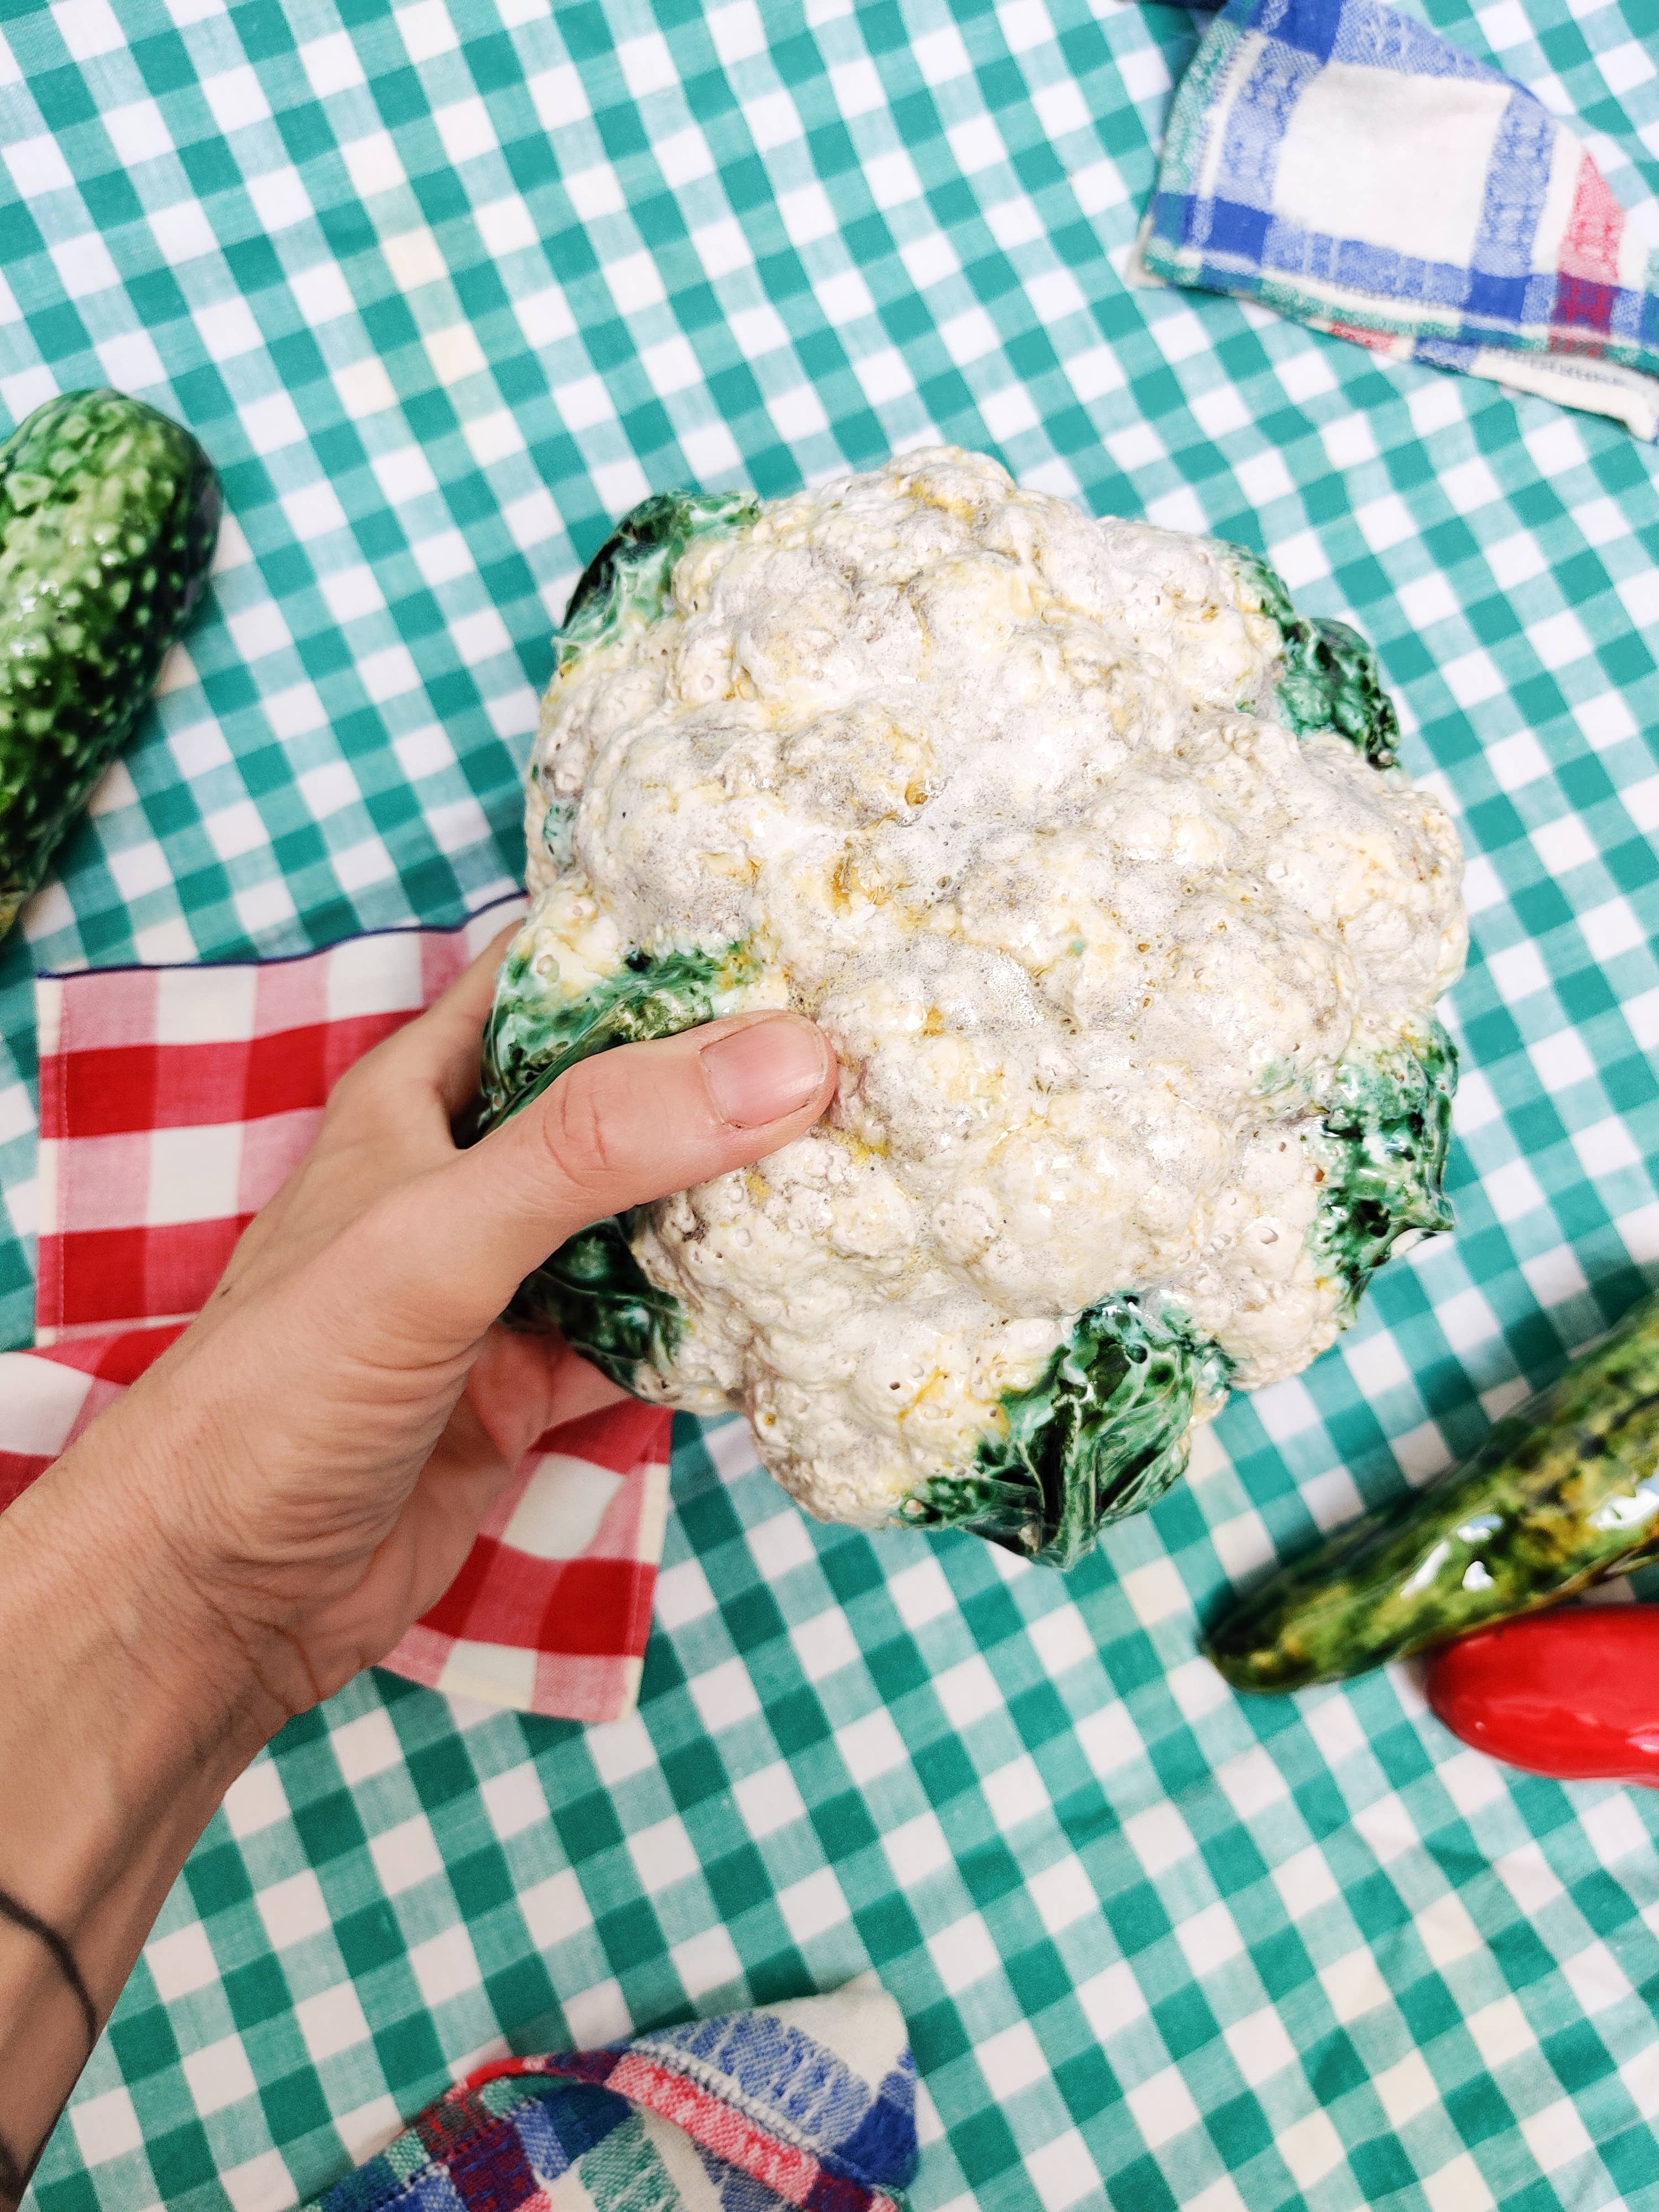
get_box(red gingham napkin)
[0,895,674,1724]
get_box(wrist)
[0,1455,273,2183]
[0,1428,281,1881]
[65,1351,310,1744]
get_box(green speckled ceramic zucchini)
[0,390,221,937]
[1207,1292,1659,1691]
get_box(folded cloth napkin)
[1134,0,1659,437]
[0,895,674,1725]
[304,1981,917,2212]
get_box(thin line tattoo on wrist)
[0,1884,98,2209]
[0,1887,97,2049]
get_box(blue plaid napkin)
[1134,0,1659,437]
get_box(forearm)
[0,971,834,2195]
[0,1422,275,2200]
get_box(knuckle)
[325,1042,403,1133]
[324,1055,384,1126]
[324,1059,367,1117]
[540,1064,621,1199]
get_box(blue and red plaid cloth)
[1135,0,1659,437]
[305,1982,917,2212]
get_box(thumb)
[338,1010,835,1360]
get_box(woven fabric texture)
[2,0,1659,2207]
[1135,0,1659,436]
[299,1980,917,2212]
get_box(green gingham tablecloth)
[4,0,1659,2205]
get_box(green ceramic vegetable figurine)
[0,389,221,938]
[1208,1291,1659,1689]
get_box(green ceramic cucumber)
[1207,1291,1659,1691]
[0,389,221,937]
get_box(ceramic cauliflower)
[480,448,1466,1564]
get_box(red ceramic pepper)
[1427,1608,1659,1785]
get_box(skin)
[0,927,835,2201]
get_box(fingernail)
[701,1016,829,1129]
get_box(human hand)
[19,928,835,1740]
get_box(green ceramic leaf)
[478,939,759,1386]
[1228,546,1401,770]
[556,487,760,676]
[901,1295,1234,1568]
[1310,1020,1457,1325]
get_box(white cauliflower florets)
[500,448,1465,1543]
